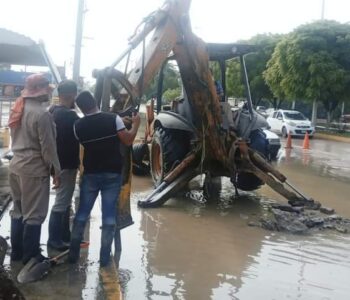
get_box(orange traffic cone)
[302,132,310,150]
[285,132,293,149]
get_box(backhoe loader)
[93,0,314,221]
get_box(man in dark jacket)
[68,91,140,267]
[47,80,79,251]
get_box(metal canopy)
[0,28,47,66]
[207,43,257,61]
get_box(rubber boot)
[47,211,69,251]
[22,224,42,265]
[100,225,116,267]
[10,217,24,261]
[114,229,122,268]
[68,220,86,264]
[62,206,71,244]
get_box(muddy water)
[1,138,350,299]
[122,139,350,300]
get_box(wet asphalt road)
[0,136,350,299]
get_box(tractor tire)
[132,143,149,165]
[132,143,150,176]
[132,162,150,176]
[236,129,268,191]
[150,127,190,186]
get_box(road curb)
[315,133,350,143]
[100,258,123,300]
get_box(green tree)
[226,59,244,98]
[144,62,181,100]
[264,20,350,121]
[225,34,283,107]
[245,34,283,107]
[162,87,181,103]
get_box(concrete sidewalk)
[315,132,350,143]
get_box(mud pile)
[0,267,25,300]
[250,200,350,234]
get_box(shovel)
[17,241,89,284]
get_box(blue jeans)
[75,173,122,226]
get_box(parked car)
[267,110,315,138]
[263,129,281,160]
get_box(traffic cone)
[285,132,293,149]
[302,132,310,150]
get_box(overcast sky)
[1,0,350,80]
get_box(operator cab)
[152,43,271,190]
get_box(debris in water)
[320,207,335,215]
[249,202,350,235]
[185,190,207,203]
[0,267,25,300]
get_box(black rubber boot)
[62,206,71,244]
[47,211,69,251]
[68,220,86,264]
[100,225,116,267]
[22,224,42,265]
[10,217,24,261]
[114,229,122,268]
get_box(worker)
[47,80,79,251]
[8,73,61,264]
[68,91,140,267]
[210,67,224,101]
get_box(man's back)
[74,112,124,174]
[50,105,80,170]
[10,99,59,177]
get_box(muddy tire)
[150,127,190,186]
[236,129,268,191]
[132,143,150,176]
[132,143,149,164]
[132,162,150,176]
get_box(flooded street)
[1,137,350,299]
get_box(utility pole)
[321,0,325,20]
[73,0,85,83]
[311,0,326,126]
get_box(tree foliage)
[264,20,350,119]
[245,34,283,106]
[144,63,181,100]
[162,87,181,103]
[225,34,282,106]
[226,59,244,98]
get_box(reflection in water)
[279,139,350,182]
[126,181,266,299]
[124,172,350,300]
[0,193,101,300]
[302,150,310,166]
[138,197,264,299]
[1,138,349,299]
[236,234,350,300]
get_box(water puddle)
[1,138,350,299]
